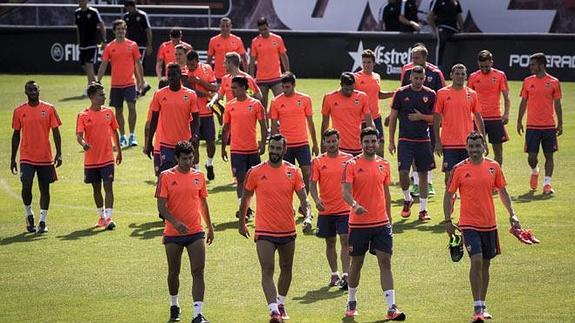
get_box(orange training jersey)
[321,90,370,154]
[208,33,247,79]
[156,167,207,237]
[102,39,141,87]
[468,68,509,119]
[354,71,382,119]
[244,161,305,237]
[223,97,265,154]
[520,73,561,130]
[400,62,441,83]
[434,86,480,149]
[250,32,287,82]
[270,91,313,147]
[343,155,392,228]
[12,101,61,166]
[311,152,353,216]
[156,40,192,65]
[218,71,261,101]
[76,107,118,168]
[187,63,216,117]
[448,158,506,231]
[150,86,199,148]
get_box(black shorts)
[256,79,281,88]
[348,225,393,256]
[316,214,349,238]
[442,148,469,172]
[231,153,261,181]
[79,47,98,65]
[284,145,312,166]
[398,141,435,171]
[524,129,558,153]
[20,163,57,185]
[199,116,216,141]
[255,234,296,246]
[109,86,137,107]
[84,164,114,183]
[362,116,384,139]
[163,231,205,246]
[483,119,509,144]
[462,229,500,260]
[159,146,177,172]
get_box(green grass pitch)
[0,75,573,322]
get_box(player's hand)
[191,133,200,145]
[388,142,396,155]
[10,160,18,175]
[407,109,424,121]
[434,142,443,157]
[221,149,228,162]
[144,144,153,159]
[412,22,421,32]
[258,141,266,155]
[116,152,122,165]
[314,199,325,212]
[312,143,319,156]
[82,142,91,151]
[239,223,250,238]
[445,221,456,237]
[384,115,391,127]
[509,214,521,229]
[174,221,189,234]
[54,154,63,168]
[557,124,563,136]
[353,204,367,215]
[146,45,153,56]
[517,123,524,136]
[502,113,509,125]
[206,225,214,245]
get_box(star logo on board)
[348,41,364,72]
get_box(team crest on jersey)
[87,13,91,19]
[183,95,189,101]
[467,93,472,101]
[488,167,496,175]
[545,82,550,88]
[378,164,385,172]
[354,98,360,105]
[105,113,111,120]
[272,41,277,47]
[297,100,302,107]
[286,171,292,179]
[136,16,141,21]
[248,105,253,112]
[41,110,47,117]
[492,77,497,83]
[194,178,200,186]
[427,76,433,83]
[423,96,429,103]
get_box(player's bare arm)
[516,98,527,135]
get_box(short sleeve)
[199,175,208,198]
[321,95,331,115]
[49,107,62,128]
[447,168,460,193]
[277,36,287,54]
[294,168,305,191]
[270,99,279,119]
[156,44,165,60]
[207,38,215,56]
[500,72,509,92]
[553,81,562,100]
[311,158,320,182]
[494,164,507,189]
[94,9,103,23]
[150,92,161,112]
[250,39,258,58]
[155,173,169,198]
[384,162,392,185]
[110,112,119,130]
[237,39,247,55]
[244,168,257,191]
[361,95,370,114]
[304,96,313,117]
[520,80,529,99]
[391,91,401,111]
[256,101,264,120]
[206,65,216,83]
[132,43,141,60]
[470,91,480,113]
[102,45,111,62]
[76,113,85,133]
[248,77,261,95]
[12,109,21,131]
[434,92,444,114]
[190,92,200,113]
[223,103,231,124]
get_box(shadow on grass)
[59,95,86,102]
[56,226,106,241]
[213,220,238,232]
[0,232,47,245]
[144,180,157,186]
[341,317,358,323]
[293,286,345,304]
[129,221,163,240]
[393,218,445,235]
[513,190,554,203]
[208,184,237,194]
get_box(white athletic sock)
[420,198,427,211]
[24,205,33,217]
[480,300,486,307]
[277,295,286,305]
[170,294,179,306]
[384,289,396,310]
[473,300,483,312]
[206,158,213,167]
[347,287,357,302]
[331,271,340,277]
[39,209,48,222]
[413,172,419,185]
[97,207,104,218]
[268,302,279,314]
[402,190,412,201]
[104,208,113,219]
[193,301,203,317]
[544,176,552,186]
[427,171,433,183]
[531,167,539,174]
[342,272,348,277]
[129,133,135,137]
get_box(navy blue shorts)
[284,145,312,166]
[442,148,469,172]
[159,146,177,172]
[199,116,216,141]
[84,164,114,183]
[255,234,296,246]
[231,153,261,181]
[256,79,281,88]
[398,141,435,171]
[20,163,57,185]
[525,129,558,153]
[163,231,205,246]
[153,152,161,176]
[348,225,393,256]
[79,47,98,65]
[316,214,349,238]
[109,85,137,107]
[462,229,500,259]
[362,116,384,139]
[483,119,509,144]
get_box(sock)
[238,198,241,205]
[268,302,279,314]
[413,172,419,185]
[531,167,539,174]
[331,271,340,277]
[97,207,104,218]
[473,300,483,313]
[39,209,48,222]
[427,171,433,183]
[24,205,33,216]
[170,295,179,306]
[122,134,127,140]
[342,272,348,277]
[480,300,486,308]
[402,190,412,201]
[104,208,113,219]
[277,295,286,305]
[420,198,427,211]
[206,158,213,167]
[193,301,203,317]
[130,133,135,137]
[544,176,552,186]
[347,287,357,302]
[384,289,396,310]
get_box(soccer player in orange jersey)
[156,27,193,80]
[156,140,214,323]
[517,53,563,194]
[353,49,394,156]
[321,72,374,156]
[76,83,122,230]
[11,81,62,233]
[186,50,219,179]
[444,132,522,322]
[270,72,319,197]
[434,64,485,187]
[249,17,290,111]
[342,127,406,321]
[97,19,145,149]
[221,76,267,216]
[239,134,310,323]
[468,50,511,166]
[309,128,353,290]
[207,17,248,82]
